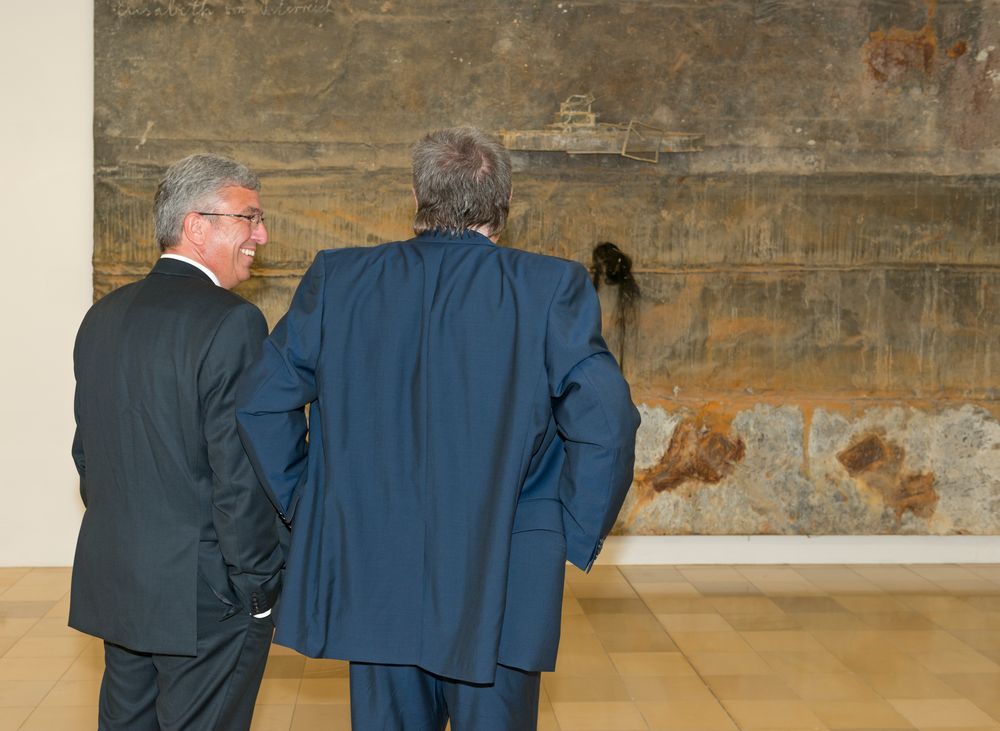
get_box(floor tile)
[910,650,1000,675]
[544,674,633,702]
[809,700,914,729]
[759,650,853,677]
[554,649,621,677]
[249,704,295,731]
[692,581,763,596]
[668,631,753,653]
[0,679,56,708]
[578,598,648,614]
[256,679,301,705]
[741,631,829,653]
[636,699,738,730]
[552,700,649,730]
[687,652,774,676]
[858,612,939,630]
[631,581,700,597]
[1,563,997,729]
[623,675,718,702]
[710,596,786,615]
[621,566,687,584]
[39,678,101,706]
[791,613,868,631]
[0,602,57,619]
[562,614,597,636]
[772,596,848,614]
[882,631,974,654]
[781,673,880,701]
[655,612,733,632]
[641,596,718,614]
[0,656,75,681]
[296,678,350,704]
[950,630,1000,649]
[724,613,803,631]
[60,651,104,681]
[722,699,826,729]
[0,618,38,638]
[935,674,1000,705]
[609,652,699,677]
[679,568,746,583]
[5,635,91,659]
[864,669,963,699]
[264,655,307,679]
[572,582,638,601]
[889,699,1000,728]
[288,703,352,730]
[600,630,680,653]
[0,707,33,731]
[537,706,561,730]
[703,674,798,700]
[832,595,909,614]
[588,612,669,636]
[18,705,98,731]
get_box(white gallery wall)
[0,1,93,565]
[0,3,995,566]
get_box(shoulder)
[498,247,589,285]
[316,241,406,263]
[502,246,580,269]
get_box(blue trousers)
[349,662,540,731]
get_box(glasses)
[197,211,265,228]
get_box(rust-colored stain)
[947,40,968,59]
[837,431,939,521]
[863,0,937,83]
[647,420,746,493]
[893,472,939,519]
[837,433,890,475]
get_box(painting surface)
[96,0,1000,534]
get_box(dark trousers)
[349,662,541,731]
[98,576,273,731]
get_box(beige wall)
[0,3,92,565]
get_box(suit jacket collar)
[150,255,216,284]
[412,230,496,247]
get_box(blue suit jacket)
[236,230,639,683]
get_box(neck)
[469,224,499,242]
[164,242,204,264]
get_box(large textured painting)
[95,0,1000,535]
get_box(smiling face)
[200,186,268,290]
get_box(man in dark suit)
[236,127,639,730]
[71,153,284,730]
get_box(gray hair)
[154,153,260,251]
[412,127,512,237]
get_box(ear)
[182,211,207,248]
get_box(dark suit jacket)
[70,257,283,656]
[236,231,639,683]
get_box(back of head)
[412,127,512,237]
[154,153,260,252]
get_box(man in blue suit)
[236,127,640,729]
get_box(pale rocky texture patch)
[616,403,1000,535]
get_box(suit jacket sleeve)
[545,262,641,571]
[72,383,86,506]
[236,253,325,524]
[201,303,284,613]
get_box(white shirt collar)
[160,253,221,287]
